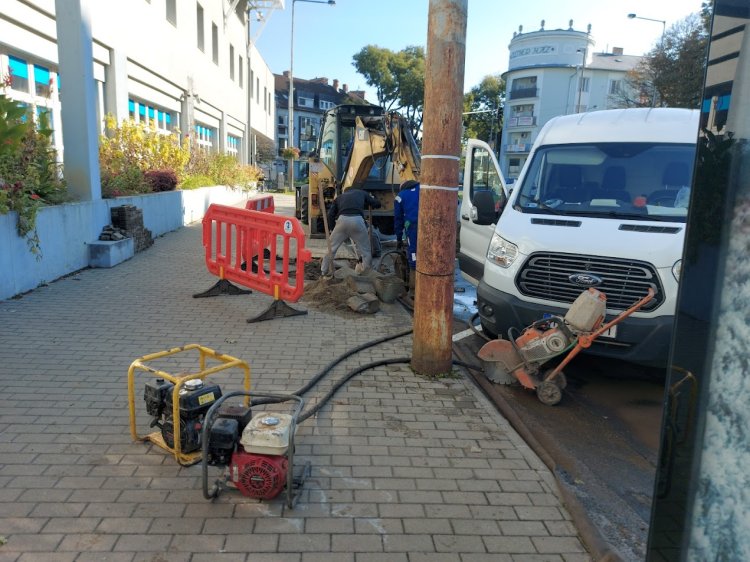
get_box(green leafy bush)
[0,91,66,255]
[99,115,188,196]
[185,148,262,191]
[179,174,215,190]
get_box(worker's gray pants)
[321,215,372,275]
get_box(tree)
[617,13,708,109]
[352,45,425,137]
[463,74,505,149]
[255,134,277,164]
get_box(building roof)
[587,52,643,72]
[273,73,369,110]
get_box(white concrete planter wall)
[0,185,248,300]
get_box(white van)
[458,108,699,366]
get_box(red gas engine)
[200,391,308,508]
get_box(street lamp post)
[627,13,666,107]
[289,0,335,191]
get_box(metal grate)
[619,224,682,234]
[531,218,582,227]
[516,252,664,311]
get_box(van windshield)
[514,143,696,222]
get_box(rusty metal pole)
[412,0,467,376]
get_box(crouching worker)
[320,187,381,278]
[394,180,420,300]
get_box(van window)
[514,143,696,222]
[469,145,506,217]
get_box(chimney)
[333,79,339,91]
[612,47,623,56]
[283,70,290,78]
[343,84,349,93]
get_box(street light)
[289,0,335,191]
[627,13,666,107]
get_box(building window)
[212,23,219,65]
[510,76,538,99]
[609,80,622,95]
[256,77,259,103]
[195,123,214,151]
[263,86,267,110]
[230,45,235,80]
[166,0,177,26]
[196,3,204,51]
[268,92,271,115]
[298,96,313,108]
[238,55,243,86]
[579,76,590,93]
[299,116,318,154]
[319,100,335,110]
[8,55,29,92]
[227,134,240,158]
[250,70,254,96]
[128,98,173,132]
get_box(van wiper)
[516,195,564,215]
[574,210,682,222]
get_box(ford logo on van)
[569,273,602,287]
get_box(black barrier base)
[247,299,307,323]
[193,279,252,298]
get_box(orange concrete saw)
[478,287,655,405]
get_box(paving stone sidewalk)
[0,193,590,561]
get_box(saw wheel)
[536,380,563,406]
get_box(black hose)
[468,312,492,342]
[298,357,411,423]
[250,328,413,407]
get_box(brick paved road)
[0,194,590,561]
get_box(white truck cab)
[458,108,699,366]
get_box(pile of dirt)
[302,277,358,314]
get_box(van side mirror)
[471,190,498,225]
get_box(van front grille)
[516,252,664,311]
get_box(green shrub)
[0,92,66,255]
[101,165,149,198]
[179,174,215,190]
[99,115,189,196]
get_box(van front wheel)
[480,320,497,340]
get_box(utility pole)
[412,0,467,376]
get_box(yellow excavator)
[296,104,421,238]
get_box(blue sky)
[255,0,705,102]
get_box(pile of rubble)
[303,258,406,315]
[98,205,153,252]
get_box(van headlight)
[487,234,518,268]
[672,259,682,281]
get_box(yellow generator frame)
[128,344,250,466]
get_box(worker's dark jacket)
[327,189,381,225]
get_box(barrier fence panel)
[245,195,275,214]
[198,204,311,305]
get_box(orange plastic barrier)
[198,204,311,304]
[245,195,275,214]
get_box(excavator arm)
[341,113,421,190]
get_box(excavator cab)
[297,104,420,238]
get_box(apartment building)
[500,21,642,181]
[0,0,277,197]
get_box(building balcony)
[506,116,537,128]
[508,87,538,100]
[505,143,532,153]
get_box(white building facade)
[500,22,642,181]
[0,0,278,198]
